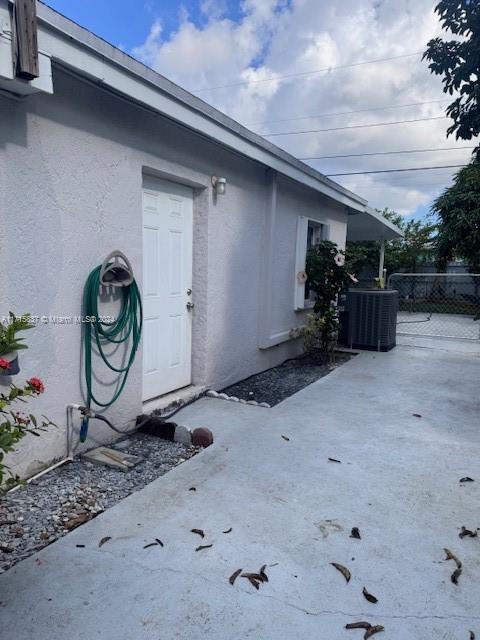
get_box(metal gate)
[387,273,480,341]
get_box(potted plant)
[0,313,35,375]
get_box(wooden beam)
[14,0,39,80]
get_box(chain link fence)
[387,273,480,341]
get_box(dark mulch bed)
[221,351,354,407]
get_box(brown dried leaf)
[259,564,269,583]
[155,538,164,547]
[64,513,91,531]
[469,631,475,640]
[460,477,474,483]
[75,544,85,548]
[99,536,111,548]
[223,527,232,534]
[350,527,361,539]
[281,435,290,441]
[451,567,462,585]
[188,487,197,491]
[362,587,378,604]
[191,528,205,538]
[444,548,462,568]
[246,576,260,590]
[364,625,384,639]
[459,526,477,539]
[328,457,342,463]
[143,542,158,549]
[412,413,422,418]
[241,572,264,581]
[330,562,351,583]
[229,568,242,586]
[195,544,213,552]
[345,622,372,630]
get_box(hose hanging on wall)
[81,251,142,442]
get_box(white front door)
[142,176,193,400]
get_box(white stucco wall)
[0,67,347,478]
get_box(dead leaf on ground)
[444,548,462,568]
[346,622,372,630]
[259,564,269,582]
[229,568,242,585]
[362,587,378,604]
[64,513,91,530]
[451,567,462,585]
[328,457,342,463]
[469,631,475,640]
[281,435,290,441]
[459,477,474,483]
[143,540,163,549]
[241,572,264,581]
[191,528,205,538]
[412,413,422,418]
[75,544,85,548]
[459,526,477,539]
[350,527,361,539]
[364,625,384,639]
[195,544,213,552]
[330,562,351,583]
[245,576,260,590]
[99,536,111,548]
[155,538,164,547]
[188,487,197,491]
[222,527,232,534]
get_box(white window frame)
[294,216,330,310]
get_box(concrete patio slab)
[1,343,479,639]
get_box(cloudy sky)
[44,0,475,218]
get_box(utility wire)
[247,99,448,126]
[326,164,467,176]
[300,146,475,160]
[262,115,447,137]
[192,51,422,93]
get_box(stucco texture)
[0,67,347,478]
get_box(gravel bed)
[221,351,354,406]
[0,434,199,574]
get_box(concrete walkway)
[1,343,479,639]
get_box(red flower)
[0,358,11,370]
[27,377,45,394]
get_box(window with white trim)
[294,217,329,309]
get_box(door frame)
[141,168,209,400]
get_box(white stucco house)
[0,0,401,479]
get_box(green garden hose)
[81,263,142,441]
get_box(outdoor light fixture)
[211,175,227,195]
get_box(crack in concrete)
[93,551,480,623]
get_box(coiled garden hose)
[81,263,142,441]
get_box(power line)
[262,116,447,137]
[247,99,448,126]
[327,164,466,176]
[192,51,422,93]
[300,145,475,160]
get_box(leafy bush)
[294,241,354,361]
[0,378,54,490]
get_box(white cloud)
[132,0,473,216]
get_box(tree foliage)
[432,155,480,272]
[423,0,480,147]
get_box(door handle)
[186,288,192,296]
[186,301,195,311]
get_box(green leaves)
[0,312,35,357]
[0,379,55,491]
[423,0,480,146]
